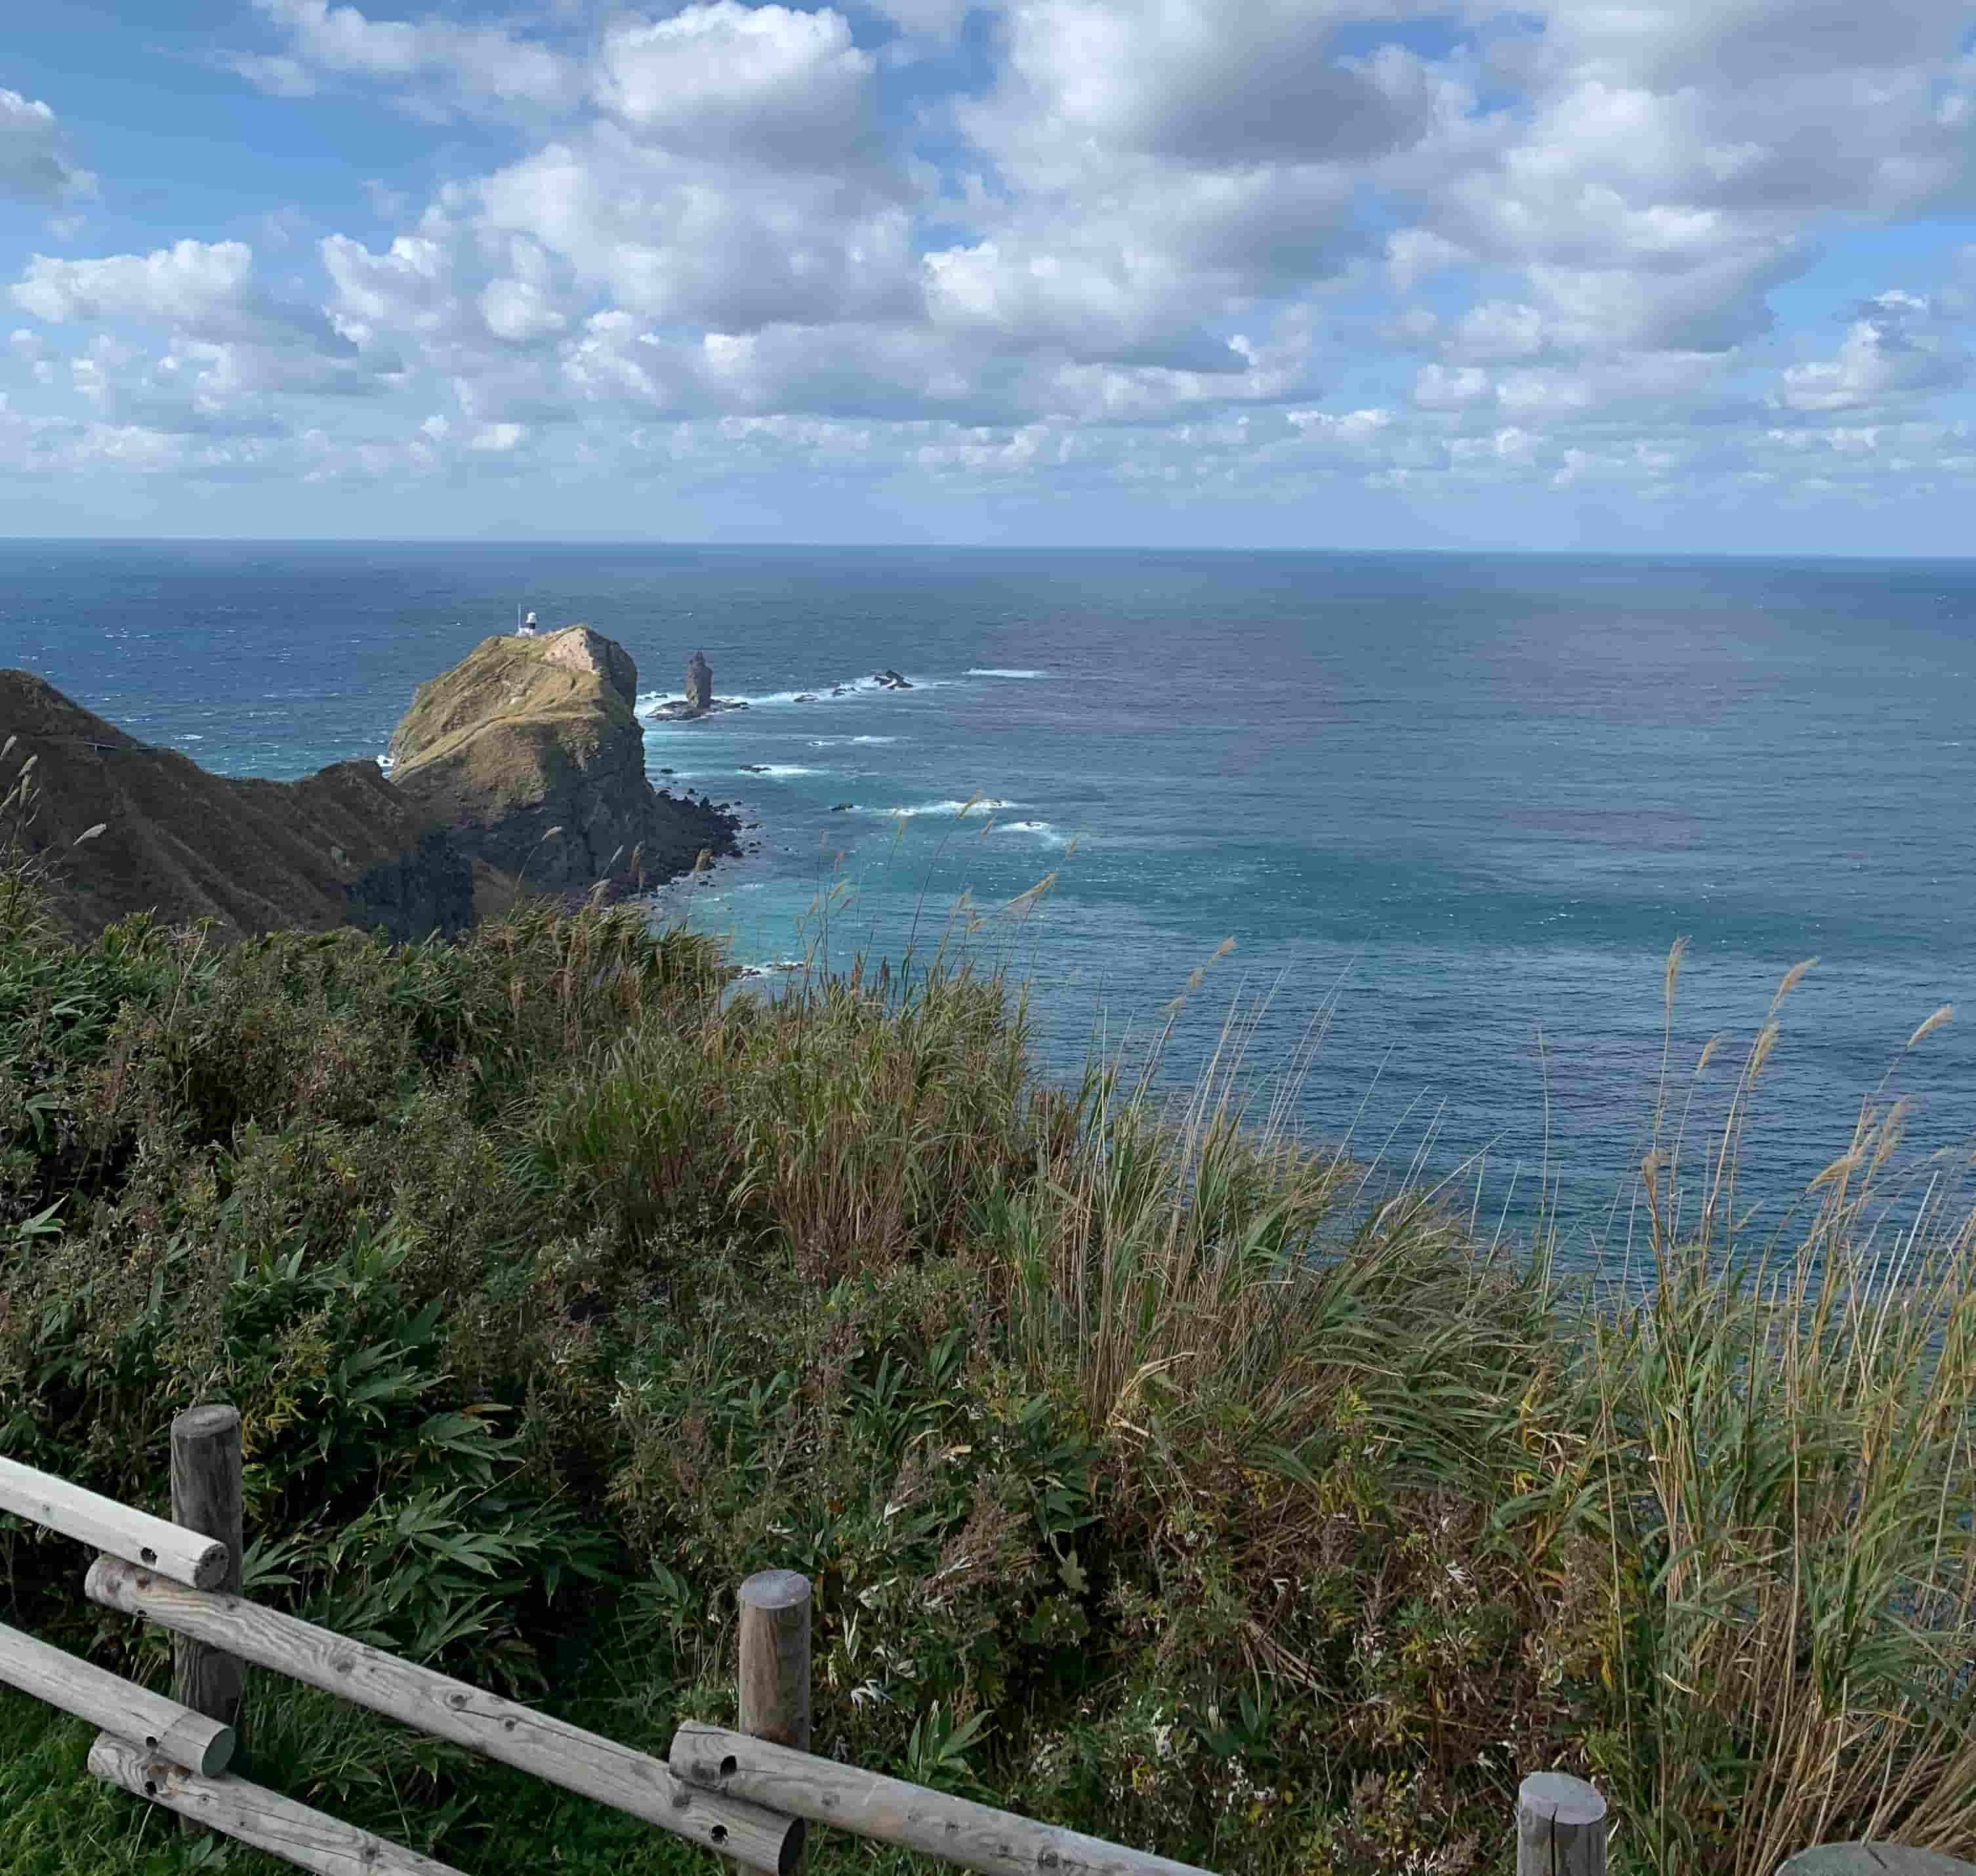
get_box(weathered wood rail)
[5,1407,1971,1876]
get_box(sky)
[3,0,1976,550]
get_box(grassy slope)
[0,778,1973,1876]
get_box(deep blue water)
[4,539,1974,1270]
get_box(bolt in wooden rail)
[0,1619,234,1776]
[670,1722,1221,1876]
[87,1556,803,1874]
[0,1451,228,1590]
[89,1734,463,1876]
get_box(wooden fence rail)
[0,1406,1636,1876]
[0,1449,228,1589]
[87,1733,466,1876]
[83,1554,796,1869]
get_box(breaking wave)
[636,675,936,719]
[855,797,1018,818]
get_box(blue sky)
[3,0,1976,549]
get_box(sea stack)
[685,649,713,717]
[384,624,739,904]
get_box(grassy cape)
[0,755,1973,1876]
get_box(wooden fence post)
[170,1404,243,1835]
[1517,1771,1606,1876]
[737,1570,811,1874]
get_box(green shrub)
[0,766,1972,1876]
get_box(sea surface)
[3,539,1974,1273]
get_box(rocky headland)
[384,623,741,907]
[0,622,739,948]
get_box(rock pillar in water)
[686,649,712,716]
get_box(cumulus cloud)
[468,129,918,331]
[232,0,581,113]
[12,0,1976,528]
[14,240,255,327]
[1775,292,1971,412]
[991,0,1435,167]
[12,239,356,355]
[0,89,96,204]
[596,4,878,165]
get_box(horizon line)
[3,536,1975,565]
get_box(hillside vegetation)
[0,766,1973,1876]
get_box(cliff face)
[384,625,739,898]
[0,671,480,946]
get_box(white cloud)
[12,239,357,357]
[1776,292,1971,411]
[0,89,96,204]
[14,241,256,327]
[480,278,566,344]
[596,4,878,164]
[470,128,917,331]
[14,0,1976,530]
[235,0,581,113]
[995,0,1431,167]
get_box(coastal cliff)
[384,625,739,902]
[0,623,737,948]
[0,670,482,946]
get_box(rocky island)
[646,647,749,722]
[0,623,737,947]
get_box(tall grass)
[1578,948,1976,1874]
[978,939,1976,1871]
[3,728,1975,1873]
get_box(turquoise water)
[4,539,1973,1262]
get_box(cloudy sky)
[4,0,1976,549]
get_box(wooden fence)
[0,1404,1632,1875]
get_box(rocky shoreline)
[0,623,741,948]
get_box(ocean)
[3,538,1973,1270]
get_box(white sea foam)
[966,668,1048,678]
[806,735,900,747]
[991,819,1071,845]
[754,764,821,778]
[640,674,936,714]
[859,797,1017,818]
[182,734,204,741]
[741,673,938,705]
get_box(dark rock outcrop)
[385,624,739,902]
[685,649,713,716]
[0,671,480,946]
[645,694,748,722]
